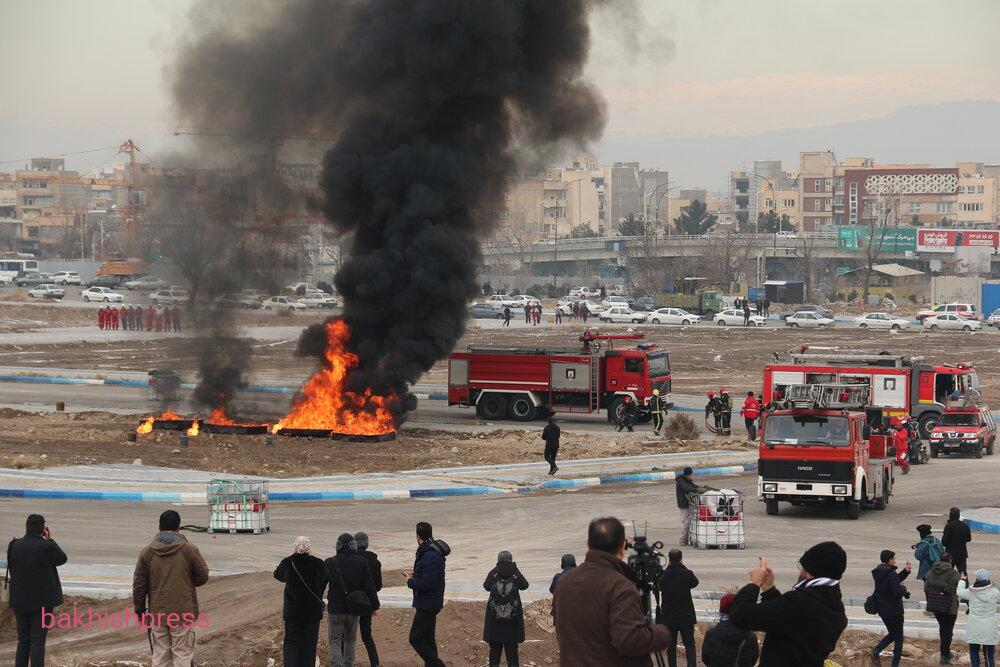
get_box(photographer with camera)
[553,517,670,666]
[657,549,698,667]
[729,541,848,666]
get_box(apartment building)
[957,162,1000,228]
[842,165,958,228]
[497,160,605,242]
[729,161,799,230]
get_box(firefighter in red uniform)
[119,305,128,333]
[110,306,119,330]
[146,305,154,331]
[98,306,106,330]
[893,420,910,474]
[740,391,761,441]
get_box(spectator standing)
[172,306,181,332]
[958,569,1000,667]
[524,304,531,323]
[482,551,530,667]
[943,507,972,575]
[701,593,759,667]
[132,510,209,667]
[406,522,450,667]
[913,523,944,581]
[542,418,560,475]
[740,391,760,441]
[869,549,911,667]
[729,542,848,665]
[7,514,67,667]
[136,304,144,331]
[503,306,511,327]
[581,303,589,323]
[675,467,701,546]
[763,299,771,317]
[325,533,378,667]
[555,305,562,324]
[552,517,670,666]
[657,549,698,667]
[273,536,327,667]
[549,554,576,594]
[742,302,751,326]
[924,552,960,665]
[354,532,382,667]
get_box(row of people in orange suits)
[97,305,181,332]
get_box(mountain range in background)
[597,100,1000,192]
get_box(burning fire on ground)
[135,409,200,436]
[273,320,396,436]
[206,405,268,428]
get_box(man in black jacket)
[405,522,449,667]
[542,418,561,475]
[730,541,848,666]
[8,514,67,667]
[942,507,972,575]
[355,532,382,667]
[325,533,378,667]
[870,550,911,667]
[273,536,327,667]
[657,549,698,667]
[675,467,701,546]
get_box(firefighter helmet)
[707,391,715,398]
[653,389,660,396]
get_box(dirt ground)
[0,409,751,477]
[0,570,959,666]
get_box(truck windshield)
[938,413,980,427]
[647,352,669,375]
[763,415,850,446]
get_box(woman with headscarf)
[958,568,1000,667]
[483,551,529,667]
[274,536,327,667]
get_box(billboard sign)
[916,229,1000,253]
[837,226,917,252]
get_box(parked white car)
[123,275,167,290]
[855,312,912,330]
[484,294,521,308]
[51,271,82,285]
[82,286,124,303]
[715,309,767,326]
[150,289,188,305]
[606,284,631,297]
[558,299,604,315]
[263,296,307,311]
[300,290,339,308]
[647,308,701,325]
[784,311,835,328]
[987,308,1000,327]
[28,283,64,299]
[601,296,630,310]
[923,313,982,332]
[509,294,541,307]
[284,282,317,295]
[599,306,647,324]
[568,286,599,298]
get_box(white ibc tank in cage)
[208,478,270,534]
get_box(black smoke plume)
[172,0,608,421]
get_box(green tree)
[617,213,648,237]
[756,209,795,234]
[673,199,716,235]
[570,223,597,238]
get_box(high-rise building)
[957,162,1000,228]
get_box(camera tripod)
[638,582,667,667]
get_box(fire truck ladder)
[784,383,871,410]
[790,352,922,368]
[589,356,600,412]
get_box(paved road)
[3,452,997,604]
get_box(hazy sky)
[1,0,998,170]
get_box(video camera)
[626,532,666,592]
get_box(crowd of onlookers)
[5,505,996,667]
[96,304,181,332]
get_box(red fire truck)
[758,383,895,520]
[447,331,671,422]
[762,348,980,438]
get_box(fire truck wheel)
[477,393,509,420]
[765,499,779,515]
[846,500,860,520]
[607,397,625,423]
[874,480,889,510]
[917,413,939,439]
[508,394,537,422]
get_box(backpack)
[925,577,957,613]
[863,593,878,615]
[490,575,519,622]
[924,537,944,564]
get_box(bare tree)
[860,194,899,304]
[494,209,537,286]
[623,218,666,295]
[799,233,819,302]
[704,230,756,286]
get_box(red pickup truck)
[929,405,997,458]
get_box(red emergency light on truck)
[447,331,671,422]
[762,348,980,438]
[758,383,895,520]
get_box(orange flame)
[187,421,200,436]
[159,409,184,420]
[206,405,269,428]
[275,320,396,435]
[136,417,154,434]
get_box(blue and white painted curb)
[0,463,756,504]
[961,514,1000,534]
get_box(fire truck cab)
[447,331,670,422]
[763,349,980,438]
[758,384,895,520]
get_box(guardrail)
[482,232,842,255]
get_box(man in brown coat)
[133,510,209,667]
[553,517,670,666]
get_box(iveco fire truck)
[447,331,670,422]
[758,383,895,520]
[762,348,980,438]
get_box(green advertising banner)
[836,226,916,252]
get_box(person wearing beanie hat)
[702,593,759,667]
[870,550,912,666]
[657,549,700,667]
[274,536,326,667]
[354,532,382,667]
[913,524,944,581]
[483,550,529,667]
[325,533,378,667]
[729,542,848,666]
[943,507,973,575]
[958,566,1000,666]
[675,467,705,546]
[549,554,577,594]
